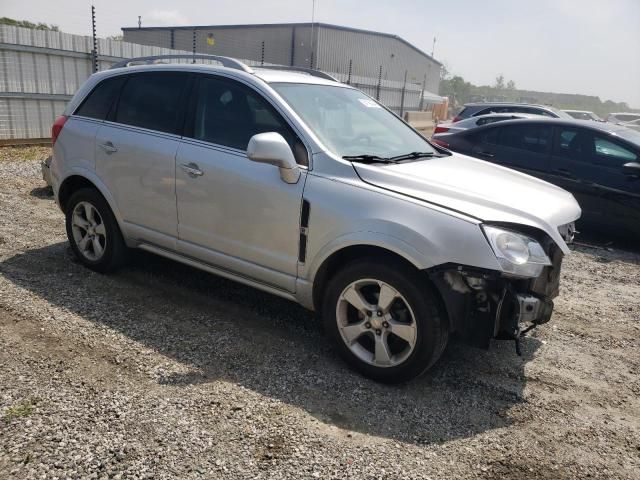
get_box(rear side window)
[115,73,188,134]
[497,125,552,153]
[75,76,125,120]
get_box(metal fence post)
[192,30,197,63]
[91,5,98,73]
[400,70,407,117]
[419,73,426,111]
[347,59,352,85]
[375,65,382,100]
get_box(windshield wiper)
[389,151,441,162]
[342,154,397,164]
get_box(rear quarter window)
[75,76,126,120]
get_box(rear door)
[468,123,553,178]
[95,71,191,249]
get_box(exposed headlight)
[482,225,551,278]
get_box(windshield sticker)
[358,98,381,108]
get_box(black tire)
[322,258,448,383]
[65,188,127,273]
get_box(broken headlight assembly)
[482,225,551,278]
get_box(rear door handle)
[180,162,204,178]
[99,141,118,154]
[554,168,572,178]
[478,151,495,158]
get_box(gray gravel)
[1,147,639,479]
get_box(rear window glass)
[75,76,125,120]
[115,73,188,134]
[498,124,552,153]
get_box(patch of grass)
[3,399,38,420]
[0,145,51,162]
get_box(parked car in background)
[563,110,603,122]
[48,55,581,382]
[433,113,541,136]
[453,103,573,122]
[607,112,640,126]
[432,118,640,237]
[621,118,640,133]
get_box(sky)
[3,0,639,107]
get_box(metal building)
[122,22,442,96]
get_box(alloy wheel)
[336,278,418,368]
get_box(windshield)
[272,83,437,158]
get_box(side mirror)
[623,161,640,177]
[247,132,300,184]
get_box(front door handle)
[180,162,204,178]
[478,151,495,158]
[99,141,118,154]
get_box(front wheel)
[322,259,448,383]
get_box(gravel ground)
[0,146,639,479]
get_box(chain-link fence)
[0,24,438,143]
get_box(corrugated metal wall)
[122,24,442,107]
[0,25,204,141]
[1,23,442,142]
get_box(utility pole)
[91,5,98,73]
[309,0,316,68]
[138,16,142,29]
[431,36,436,58]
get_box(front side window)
[592,137,637,164]
[497,124,552,153]
[75,76,126,120]
[115,72,188,134]
[272,83,437,158]
[191,77,292,150]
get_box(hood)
[353,153,581,253]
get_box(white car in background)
[433,113,543,136]
[563,110,603,122]
[607,112,640,132]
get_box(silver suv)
[49,55,581,382]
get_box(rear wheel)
[65,188,127,273]
[323,259,448,383]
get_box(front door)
[549,126,640,234]
[175,75,308,292]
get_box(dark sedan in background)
[432,119,640,237]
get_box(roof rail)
[110,54,254,73]
[255,65,338,82]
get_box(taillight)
[452,116,462,123]
[431,138,450,148]
[434,125,449,134]
[51,115,68,146]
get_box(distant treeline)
[440,72,637,117]
[0,17,59,31]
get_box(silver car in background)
[48,55,581,382]
[433,113,543,136]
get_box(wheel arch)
[310,242,435,314]
[57,172,125,234]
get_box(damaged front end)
[429,224,571,354]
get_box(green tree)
[494,74,505,90]
[0,17,59,31]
